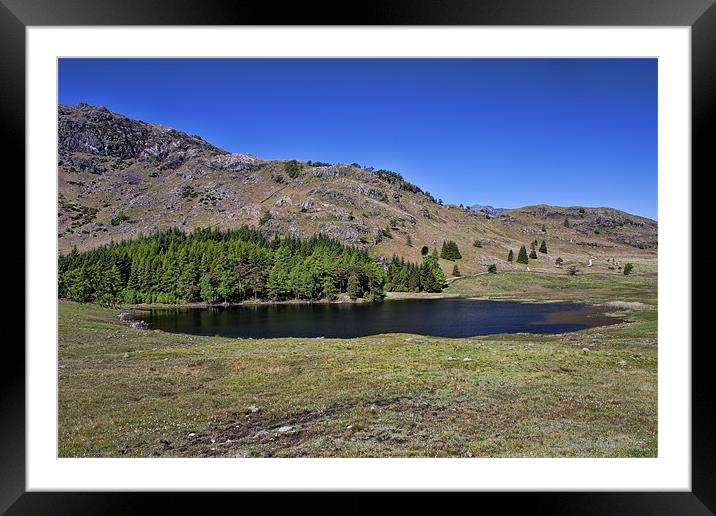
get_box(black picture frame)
[5,0,710,513]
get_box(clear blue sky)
[59,58,657,219]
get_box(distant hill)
[58,103,657,275]
[469,204,507,217]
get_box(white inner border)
[27,27,691,491]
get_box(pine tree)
[347,273,362,300]
[440,240,462,261]
[487,264,497,274]
[507,249,514,262]
[406,234,412,246]
[177,262,199,301]
[539,240,548,253]
[517,245,529,264]
[199,272,217,303]
[529,249,538,259]
[452,264,461,277]
[105,265,124,307]
[321,274,337,300]
[563,218,570,228]
[248,266,266,300]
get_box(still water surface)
[142,298,620,339]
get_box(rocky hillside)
[58,103,657,275]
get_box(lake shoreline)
[118,293,611,313]
[65,290,620,314]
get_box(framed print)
[6,0,712,512]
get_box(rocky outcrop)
[308,185,357,206]
[209,153,258,172]
[316,222,369,244]
[310,165,342,178]
[59,103,225,163]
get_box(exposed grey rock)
[59,104,225,163]
[353,184,389,203]
[372,227,383,245]
[469,204,507,217]
[311,165,341,178]
[299,198,320,213]
[308,185,357,206]
[287,225,307,239]
[316,222,369,244]
[177,158,212,179]
[161,151,186,170]
[273,196,292,208]
[209,153,257,172]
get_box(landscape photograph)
[57,58,658,458]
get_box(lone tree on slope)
[517,245,529,264]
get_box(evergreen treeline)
[58,227,444,305]
[385,251,446,293]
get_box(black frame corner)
[8,0,711,513]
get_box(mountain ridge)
[58,103,657,275]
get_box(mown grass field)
[59,270,657,457]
